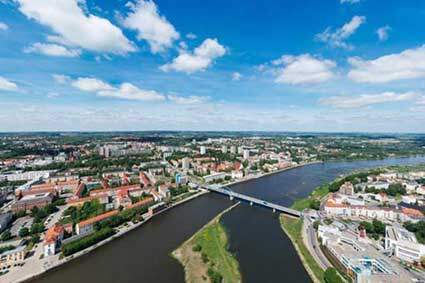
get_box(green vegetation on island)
[172,204,241,283]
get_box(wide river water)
[32,156,425,283]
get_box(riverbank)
[225,161,323,188]
[172,202,241,283]
[279,215,324,283]
[4,189,210,283]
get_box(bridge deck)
[206,185,301,217]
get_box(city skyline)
[1,0,425,132]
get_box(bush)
[324,268,343,283]
[201,252,209,263]
[207,268,223,283]
[309,199,321,210]
[192,244,202,252]
[1,230,12,241]
[19,227,29,238]
[61,227,115,256]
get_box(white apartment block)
[385,225,425,263]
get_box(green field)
[291,184,329,211]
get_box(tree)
[324,268,343,283]
[372,219,386,235]
[19,227,29,238]
[30,223,45,235]
[1,230,12,241]
[309,199,321,210]
[30,234,40,244]
[387,183,406,196]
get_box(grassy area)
[172,204,241,283]
[291,184,329,211]
[280,215,325,283]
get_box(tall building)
[221,145,227,154]
[200,146,206,155]
[182,157,190,170]
[238,146,244,155]
[230,146,236,154]
[243,149,250,159]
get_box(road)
[45,204,68,229]
[302,215,331,270]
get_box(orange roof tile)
[77,210,119,227]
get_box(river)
[31,156,425,283]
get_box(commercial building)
[11,192,53,212]
[385,225,425,263]
[203,172,226,183]
[0,170,53,181]
[200,146,206,155]
[182,157,190,170]
[76,210,119,236]
[319,224,416,283]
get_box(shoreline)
[9,190,210,283]
[12,156,422,283]
[279,215,323,283]
[171,202,241,283]
[224,160,323,188]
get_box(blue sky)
[0,0,425,132]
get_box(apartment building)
[385,225,425,263]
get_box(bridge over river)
[205,184,301,218]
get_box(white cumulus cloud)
[376,25,391,41]
[232,72,242,81]
[63,76,164,101]
[71,77,115,92]
[160,38,226,74]
[320,91,418,108]
[168,94,209,104]
[16,0,135,55]
[273,54,336,84]
[348,45,425,83]
[122,0,179,53]
[52,74,71,84]
[0,76,18,91]
[24,42,81,57]
[98,83,165,101]
[316,16,366,49]
[0,22,8,31]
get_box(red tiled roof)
[128,197,154,209]
[77,210,119,227]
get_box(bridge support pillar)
[250,201,253,206]
[230,196,234,200]
[273,208,276,213]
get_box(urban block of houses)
[323,194,424,223]
[76,210,119,236]
[11,192,54,212]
